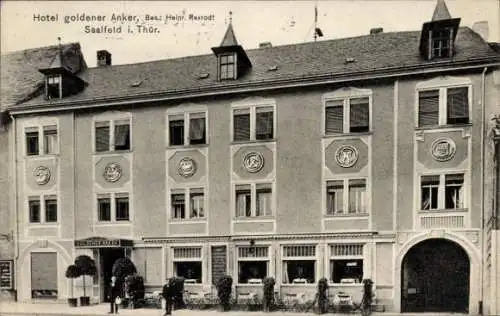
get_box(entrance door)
[401,238,469,313]
[100,248,124,302]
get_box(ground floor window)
[31,252,58,298]
[237,245,269,284]
[172,246,203,283]
[282,245,316,284]
[329,244,364,284]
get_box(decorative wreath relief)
[335,145,359,168]
[178,157,197,178]
[243,152,265,173]
[33,166,51,185]
[103,163,122,182]
[431,138,456,162]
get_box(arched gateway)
[401,238,470,313]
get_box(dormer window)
[430,27,453,58]
[46,75,61,99]
[220,53,237,80]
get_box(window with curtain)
[445,174,464,209]
[235,185,251,217]
[29,198,41,223]
[114,120,130,150]
[421,175,439,210]
[349,97,369,133]
[44,196,57,223]
[98,195,111,221]
[43,125,58,154]
[447,87,469,124]
[115,194,129,221]
[190,188,205,218]
[256,107,274,140]
[171,192,186,219]
[256,184,272,216]
[95,121,110,152]
[348,179,366,214]
[26,127,39,156]
[233,108,250,141]
[326,180,343,215]
[418,90,440,127]
[189,113,206,144]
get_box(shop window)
[329,244,364,284]
[173,247,202,283]
[237,246,269,284]
[282,245,316,284]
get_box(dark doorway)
[100,248,124,302]
[401,238,469,313]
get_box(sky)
[1,0,499,67]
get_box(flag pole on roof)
[314,2,323,41]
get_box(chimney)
[97,50,112,67]
[259,42,272,48]
[472,21,489,42]
[370,27,383,35]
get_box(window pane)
[171,193,185,219]
[98,197,111,221]
[26,131,39,156]
[190,191,204,218]
[421,175,439,210]
[236,185,251,217]
[325,100,343,134]
[233,110,250,141]
[114,122,130,150]
[29,200,41,223]
[256,184,272,216]
[418,90,439,127]
[45,198,57,222]
[283,260,315,284]
[116,196,129,221]
[43,126,58,154]
[256,108,274,140]
[238,261,267,284]
[331,259,363,283]
[174,262,202,283]
[327,180,343,215]
[95,122,110,152]
[189,116,206,144]
[445,174,464,209]
[348,179,366,214]
[447,87,469,124]
[349,98,369,132]
[169,119,184,146]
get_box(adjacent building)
[2,0,500,314]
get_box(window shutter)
[256,107,273,140]
[349,98,369,132]
[418,90,439,127]
[233,109,250,141]
[447,87,469,124]
[325,100,343,134]
[95,122,110,152]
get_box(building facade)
[2,1,500,314]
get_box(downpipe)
[9,113,19,301]
[479,66,488,315]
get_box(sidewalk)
[0,302,474,316]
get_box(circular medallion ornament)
[335,145,359,168]
[178,157,197,178]
[103,163,122,182]
[431,138,456,162]
[33,166,51,185]
[243,152,265,173]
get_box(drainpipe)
[9,113,19,301]
[479,66,488,315]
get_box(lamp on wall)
[248,239,256,254]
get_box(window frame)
[45,74,62,100]
[234,182,274,218]
[95,192,130,223]
[281,244,317,284]
[323,88,372,135]
[231,99,276,143]
[416,81,472,128]
[325,178,368,216]
[169,187,206,220]
[93,114,132,153]
[166,109,208,147]
[171,246,204,283]
[236,245,270,284]
[27,195,59,224]
[24,125,59,156]
[429,27,453,59]
[418,173,466,211]
[219,53,237,80]
[328,244,365,285]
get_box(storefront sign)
[74,237,133,248]
[0,260,13,290]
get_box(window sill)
[233,216,275,221]
[24,153,60,159]
[323,132,372,139]
[167,143,209,149]
[324,213,369,218]
[27,223,59,226]
[415,123,472,131]
[93,149,133,155]
[94,221,131,225]
[418,208,468,214]
[231,139,276,145]
[170,218,207,223]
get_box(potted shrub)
[74,255,97,306]
[65,264,81,307]
[361,279,374,316]
[216,275,233,311]
[317,278,329,314]
[263,277,275,312]
[168,276,186,309]
[111,257,137,308]
[124,274,145,309]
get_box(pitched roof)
[0,43,86,110]
[432,0,452,21]
[9,27,500,111]
[220,23,239,47]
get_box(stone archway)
[400,238,470,313]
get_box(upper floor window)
[235,183,273,218]
[97,192,130,222]
[46,75,61,99]
[220,53,236,80]
[95,118,130,152]
[170,188,205,220]
[324,90,371,135]
[418,86,470,127]
[326,179,367,215]
[420,173,465,211]
[232,103,275,142]
[430,28,453,59]
[29,195,58,224]
[168,112,206,146]
[25,125,58,156]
